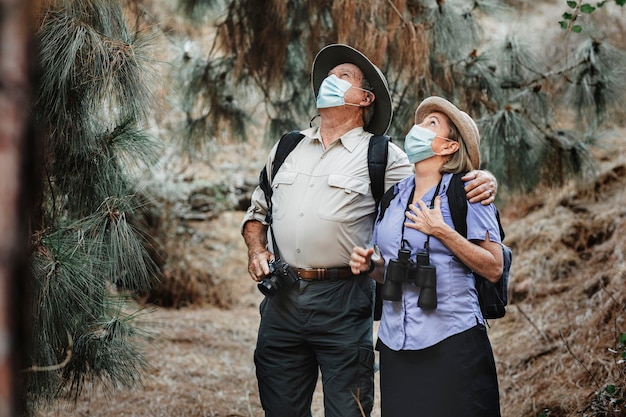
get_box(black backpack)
[375,172,512,320]
[259,130,390,217]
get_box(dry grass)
[491,132,626,417]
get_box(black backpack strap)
[447,173,469,238]
[376,185,398,223]
[446,172,505,240]
[258,130,305,217]
[271,131,305,180]
[368,135,390,205]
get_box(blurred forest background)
[0,0,625,416]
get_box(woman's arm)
[405,197,503,282]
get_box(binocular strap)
[399,179,442,255]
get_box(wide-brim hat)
[312,44,392,136]
[415,96,481,169]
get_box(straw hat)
[312,44,392,136]
[415,96,481,169]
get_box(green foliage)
[28,0,160,409]
[584,384,626,415]
[559,0,625,33]
[177,0,223,19]
[565,39,626,129]
[174,53,251,155]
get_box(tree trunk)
[0,0,35,415]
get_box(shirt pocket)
[318,174,370,222]
[271,171,297,220]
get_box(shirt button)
[296,249,301,253]
[299,213,304,217]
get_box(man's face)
[328,63,364,86]
[326,63,372,106]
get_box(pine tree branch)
[499,58,586,90]
[22,332,73,373]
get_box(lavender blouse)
[372,172,502,351]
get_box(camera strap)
[400,178,443,257]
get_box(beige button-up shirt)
[242,126,412,268]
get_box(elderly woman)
[350,96,503,417]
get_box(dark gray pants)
[254,275,375,417]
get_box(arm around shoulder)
[462,170,498,205]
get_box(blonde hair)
[441,119,475,174]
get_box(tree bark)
[0,0,35,415]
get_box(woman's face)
[418,111,452,142]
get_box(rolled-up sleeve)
[240,184,269,232]
[240,143,279,234]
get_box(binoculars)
[382,248,437,309]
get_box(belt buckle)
[316,268,326,280]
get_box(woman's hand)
[406,196,504,283]
[405,197,448,235]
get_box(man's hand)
[248,249,274,282]
[462,170,498,205]
[349,246,374,275]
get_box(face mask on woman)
[316,74,368,109]
[404,124,452,164]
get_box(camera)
[257,258,298,297]
[382,249,437,309]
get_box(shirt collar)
[396,172,453,195]
[300,126,370,152]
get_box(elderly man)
[241,44,496,417]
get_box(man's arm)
[462,170,498,205]
[242,220,273,282]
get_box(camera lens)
[257,275,281,297]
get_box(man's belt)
[291,267,354,281]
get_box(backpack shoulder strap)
[368,135,390,205]
[447,172,469,238]
[259,130,305,200]
[376,185,398,222]
[271,131,305,180]
[446,172,505,240]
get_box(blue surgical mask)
[316,74,364,109]
[404,125,440,164]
